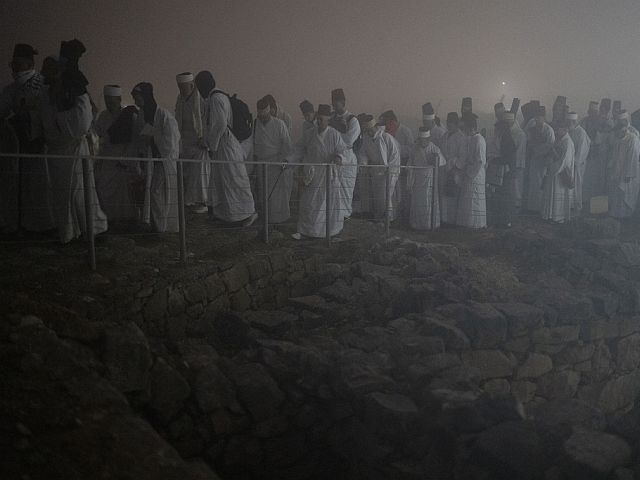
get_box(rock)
[184,284,207,305]
[511,381,537,404]
[193,365,236,413]
[570,216,620,239]
[615,334,640,372]
[336,349,396,395]
[470,421,548,479]
[167,288,185,315]
[232,363,285,422]
[103,323,153,393]
[537,371,580,400]
[532,399,606,432]
[254,416,288,438]
[554,343,595,366]
[397,335,445,356]
[517,353,553,379]
[230,288,252,312]
[416,316,471,350]
[590,291,619,317]
[144,288,167,327]
[408,353,461,381]
[563,428,631,477]
[147,358,191,423]
[247,257,271,281]
[221,263,250,293]
[581,318,620,341]
[532,326,580,345]
[482,379,511,397]
[461,350,515,380]
[244,310,296,335]
[47,315,104,343]
[204,274,226,300]
[504,336,531,353]
[212,312,252,349]
[613,468,635,480]
[590,371,640,414]
[364,392,419,438]
[494,303,544,337]
[462,303,507,349]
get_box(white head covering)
[418,129,431,139]
[566,112,579,120]
[503,112,515,120]
[423,114,436,121]
[176,72,194,84]
[103,85,122,97]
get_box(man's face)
[494,106,506,121]
[616,126,628,139]
[178,81,195,98]
[423,119,435,129]
[270,106,277,117]
[568,119,578,130]
[104,96,122,114]
[418,137,430,148]
[10,57,34,74]
[257,107,271,125]
[303,111,315,123]
[133,92,144,108]
[555,126,568,138]
[505,117,515,127]
[317,115,331,131]
[464,125,476,136]
[618,118,630,129]
[447,121,458,133]
[534,116,545,128]
[332,100,345,115]
[40,58,61,85]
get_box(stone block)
[461,350,515,380]
[221,263,249,293]
[232,363,285,422]
[193,365,236,413]
[532,326,580,345]
[167,288,185,315]
[615,334,640,372]
[247,257,271,281]
[417,316,470,350]
[104,322,152,393]
[184,283,207,305]
[204,274,226,300]
[230,288,252,312]
[517,353,553,379]
[147,358,191,423]
[494,303,544,337]
[563,428,631,477]
[537,371,580,400]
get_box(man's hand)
[334,155,343,165]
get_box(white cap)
[566,112,579,120]
[617,111,630,120]
[103,85,122,97]
[418,129,431,139]
[423,114,436,121]
[176,72,194,84]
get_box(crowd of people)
[2,40,639,244]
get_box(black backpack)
[213,90,253,142]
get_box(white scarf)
[175,88,203,138]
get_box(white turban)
[176,72,194,84]
[103,85,122,97]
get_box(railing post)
[263,163,269,244]
[81,157,96,271]
[385,165,391,237]
[176,159,187,264]
[431,161,439,230]
[325,163,331,247]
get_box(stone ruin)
[4,220,640,479]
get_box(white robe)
[608,130,640,219]
[407,142,446,230]
[93,109,139,221]
[38,91,108,243]
[204,91,255,222]
[357,128,401,220]
[175,91,209,205]
[288,126,346,237]
[253,116,292,223]
[332,111,360,219]
[456,133,487,229]
[275,105,292,132]
[440,129,467,224]
[139,107,180,233]
[429,124,447,148]
[492,123,527,208]
[568,125,591,210]
[582,120,613,203]
[0,73,54,232]
[541,133,574,223]
[392,123,415,219]
[525,122,555,212]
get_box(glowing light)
[501,81,507,86]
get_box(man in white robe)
[567,112,591,212]
[582,101,614,205]
[264,94,292,132]
[357,115,401,221]
[330,88,360,220]
[253,97,292,224]
[175,72,209,212]
[299,100,316,132]
[607,122,640,219]
[93,84,139,222]
[131,82,180,233]
[407,128,446,230]
[288,104,346,239]
[440,112,466,225]
[38,55,108,243]
[0,43,54,233]
[456,114,486,229]
[524,106,555,212]
[541,121,575,223]
[379,109,414,224]
[422,103,446,147]
[195,71,257,226]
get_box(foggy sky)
[2,0,640,132]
